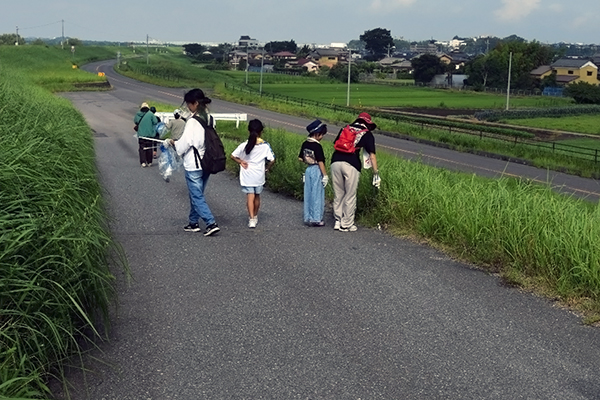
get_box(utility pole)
[15,26,19,46]
[346,49,352,107]
[245,44,249,84]
[62,20,64,49]
[146,34,149,65]
[259,46,265,95]
[506,52,512,111]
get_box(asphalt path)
[54,62,600,399]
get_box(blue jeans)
[185,169,215,226]
[304,165,325,223]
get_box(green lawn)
[500,115,600,135]
[250,82,573,109]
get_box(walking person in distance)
[134,102,158,167]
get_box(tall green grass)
[0,67,123,397]
[223,123,600,316]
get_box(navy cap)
[306,119,327,135]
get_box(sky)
[3,0,599,45]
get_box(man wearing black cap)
[330,112,380,232]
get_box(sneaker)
[311,221,325,227]
[339,225,357,232]
[248,218,257,228]
[204,223,220,236]
[334,221,341,230]
[183,223,201,232]
[147,163,152,167]
[141,163,147,168]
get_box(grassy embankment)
[0,46,126,398]
[499,114,600,136]
[218,123,600,325]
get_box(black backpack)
[192,115,226,174]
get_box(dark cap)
[306,119,327,135]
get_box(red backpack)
[333,124,368,154]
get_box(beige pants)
[331,161,360,228]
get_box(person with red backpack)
[330,112,380,232]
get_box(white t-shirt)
[231,140,275,187]
[174,117,205,171]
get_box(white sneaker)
[334,221,341,230]
[141,163,147,168]
[248,218,257,228]
[339,225,357,232]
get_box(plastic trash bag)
[158,142,182,182]
[155,122,168,139]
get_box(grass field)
[250,82,574,109]
[500,114,600,135]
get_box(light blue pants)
[185,169,216,227]
[304,165,325,223]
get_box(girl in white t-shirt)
[231,119,276,228]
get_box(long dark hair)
[183,88,211,121]
[245,119,264,155]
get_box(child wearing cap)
[298,120,328,226]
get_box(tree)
[296,44,311,59]
[411,54,445,84]
[67,37,82,47]
[359,28,394,58]
[183,43,207,58]
[564,82,600,104]
[265,40,297,53]
[31,38,46,46]
[0,33,25,46]
[328,63,359,83]
[464,40,557,90]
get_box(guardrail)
[156,112,247,128]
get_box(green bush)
[564,81,600,105]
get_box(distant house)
[297,59,319,73]
[238,35,258,49]
[272,51,297,61]
[308,49,343,68]
[531,59,600,85]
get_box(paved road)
[54,63,600,399]
[84,60,600,202]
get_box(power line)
[18,20,62,31]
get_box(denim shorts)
[242,185,263,194]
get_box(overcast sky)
[4,0,599,45]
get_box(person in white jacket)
[167,89,220,237]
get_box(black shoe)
[204,223,220,236]
[184,223,201,232]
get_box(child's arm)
[231,155,248,169]
[318,161,327,177]
[266,159,275,172]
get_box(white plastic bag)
[158,142,182,182]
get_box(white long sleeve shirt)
[174,117,205,171]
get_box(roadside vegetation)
[0,46,126,398]
[219,123,600,324]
